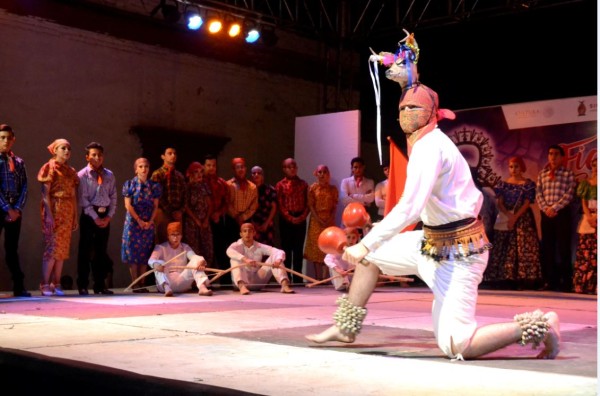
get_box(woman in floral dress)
[121,158,162,292]
[485,156,541,289]
[304,165,338,280]
[183,162,214,266]
[38,139,79,296]
[573,157,597,294]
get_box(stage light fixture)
[228,21,242,38]
[243,21,260,43]
[184,7,203,30]
[245,28,260,43]
[208,18,223,34]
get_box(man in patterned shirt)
[275,158,309,284]
[536,144,576,292]
[226,158,258,247]
[0,124,30,297]
[151,147,186,244]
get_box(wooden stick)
[306,269,355,288]
[124,251,187,292]
[378,275,414,283]
[208,262,319,285]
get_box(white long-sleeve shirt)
[362,128,482,251]
[226,239,285,264]
[340,176,375,207]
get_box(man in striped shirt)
[536,144,576,292]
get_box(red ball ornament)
[318,226,348,255]
[342,203,370,228]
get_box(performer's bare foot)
[163,284,173,297]
[305,325,355,344]
[281,280,294,294]
[537,311,560,359]
[238,282,250,295]
[198,284,213,296]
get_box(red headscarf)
[167,222,182,235]
[186,161,203,179]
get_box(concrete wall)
[0,9,335,291]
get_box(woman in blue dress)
[485,156,541,289]
[122,158,162,292]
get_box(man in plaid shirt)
[0,124,29,297]
[276,158,309,284]
[151,147,186,244]
[536,144,576,292]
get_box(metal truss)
[179,0,584,43]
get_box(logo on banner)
[448,127,500,188]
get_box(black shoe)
[94,289,114,295]
[78,288,89,295]
[13,290,31,297]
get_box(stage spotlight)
[228,22,242,38]
[243,21,260,43]
[260,26,278,47]
[245,28,260,43]
[184,8,203,30]
[208,18,223,34]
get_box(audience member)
[275,158,309,284]
[374,162,389,221]
[226,223,293,295]
[183,162,214,267]
[485,156,541,290]
[151,147,186,244]
[0,124,30,297]
[227,157,257,222]
[76,142,117,295]
[250,165,277,245]
[203,154,231,271]
[121,158,161,293]
[38,139,79,296]
[536,145,576,292]
[339,157,375,211]
[572,157,597,294]
[304,164,338,280]
[148,222,213,296]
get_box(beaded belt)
[421,217,492,261]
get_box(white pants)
[231,255,289,291]
[155,268,209,293]
[366,230,488,358]
[328,264,353,291]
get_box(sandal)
[40,283,53,297]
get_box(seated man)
[323,227,359,291]
[148,222,213,297]
[226,223,294,295]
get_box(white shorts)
[366,230,488,358]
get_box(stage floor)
[0,285,597,395]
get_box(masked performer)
[306,80,560,361]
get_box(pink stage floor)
[0,285,597,395]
